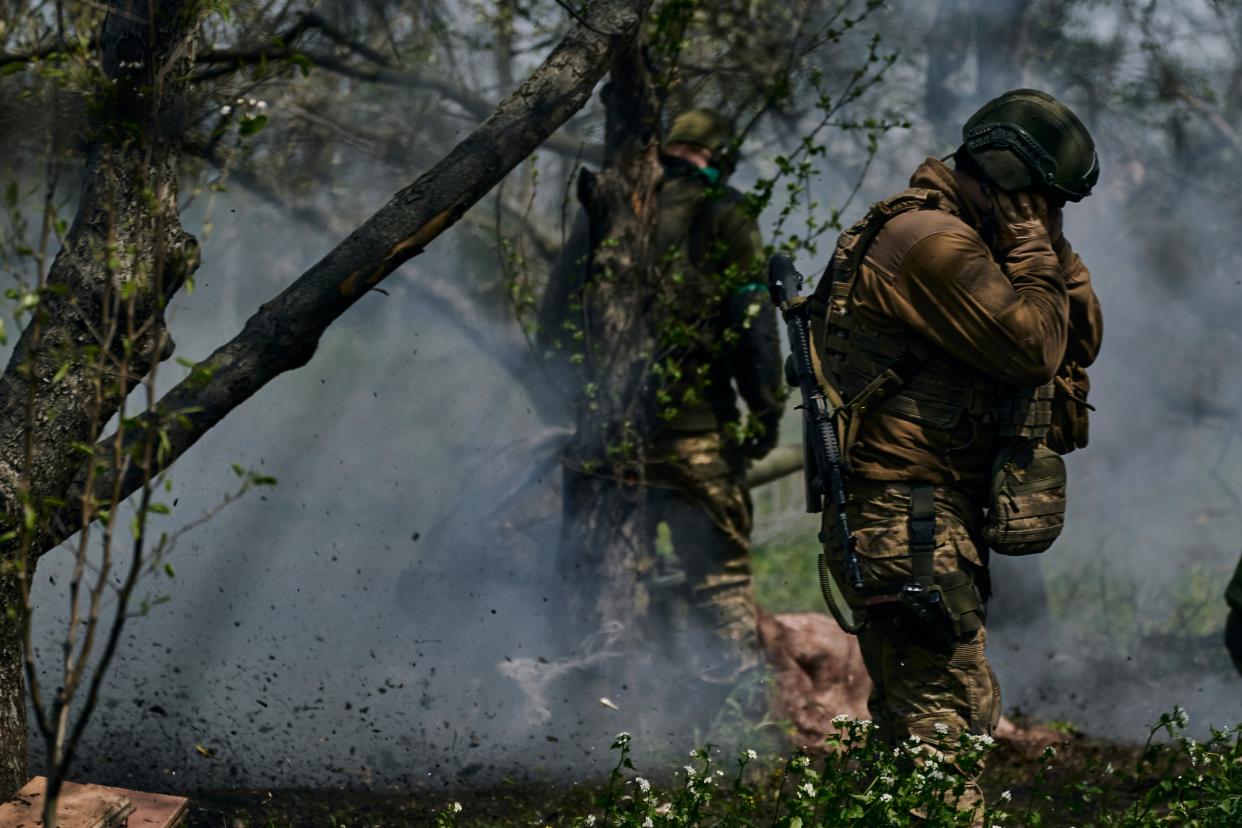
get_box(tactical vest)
[809,187,1053,457]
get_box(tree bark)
[0,572,25,801]
[554,41,663,659]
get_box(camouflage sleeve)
[536,210,591,354]
[893,223,1069,387]
[1055,235,1103,368]
[720,208,784,449]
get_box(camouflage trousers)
[634,431,761,721]
[823,480,1000,755]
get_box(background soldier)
[538,109,785,732]
[813,89,1102,809]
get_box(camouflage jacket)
[538,156,784,447]
[834,157,1102,491]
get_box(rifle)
[767,254,864,632]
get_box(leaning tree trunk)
[0,0,200,801]
[555,42,663,663]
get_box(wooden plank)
[0,777,133,828]
[1,778,187,828]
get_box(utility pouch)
[1046,360,1093,454]
[935,570,985,636]
[896,571,984,649]
[983,442,1067,556]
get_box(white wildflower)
[880,793,893,803]
[832,714,851,724]
[634,777,651,793]
[450,801,462,814]
[799,782,816,798]
[1042,746,1057,759]
[879,774,895,786]
[907,734,922,744]
[791,755,811,770]
[746,749,758,760]
[1173,706,1190,729]
[684,765,697,778]
[584,816,596,826]
[1104,762,1115,776]
[716,770,725,777]
[642,819,653,828]
[970,734,995,747]
[219,105,232,115]
[1001,790,1012,802]
[933,722,950,735]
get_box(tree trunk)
[0,0,200,799]
[0,573,25,801]
[554,41,662,664]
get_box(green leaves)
[238,114,268,137]
[289,53,314,78]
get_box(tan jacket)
[843,157,1102,490]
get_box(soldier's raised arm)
[872,197,1070,387]
[1053,227,1103,369]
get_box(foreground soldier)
[811,89,1102,804]
[538,109,784,729]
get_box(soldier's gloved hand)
[992,189,1051,254]
[1226,607,1242,677]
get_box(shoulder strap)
[810,187,953,315]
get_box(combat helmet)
[666,108,737,174]
[961,89,1099,202]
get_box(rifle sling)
[908,482,937,589]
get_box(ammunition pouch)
[983,442,1067,556]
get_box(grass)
[751,529,823,613]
